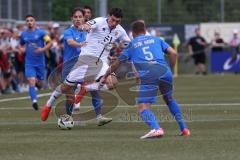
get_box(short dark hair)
[71,7,85,17]
[25,14,35,19]
[84,5,92,12]
[131,20,146,34]
[109,8,123,18]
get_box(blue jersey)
[118,35,172,104]
[119,35,170,81]
[20,28,47,66]
[63,27,87,62]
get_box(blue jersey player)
[41,8,112,126]
[19,14,52,110]
[100,20,190,139]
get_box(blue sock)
[29,86,37,102]
[140,109,160,130]
[65,102,73,116]
[90,91,102,116]
[167,100,187,131]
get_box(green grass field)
[0,74,240,160]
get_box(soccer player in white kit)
[44,8,130,123]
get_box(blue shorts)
[25,65,45,80]
[137,69,173,104]
[61,57,78,81]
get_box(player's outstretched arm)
[99,60,121,86]
[67,39,88,48]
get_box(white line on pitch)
[0,103,240,110]
[0,93,52,103]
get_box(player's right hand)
[81,24,91,32]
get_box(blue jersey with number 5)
[119,35,170,64]
[118,35,171,80]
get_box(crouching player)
[100,20,190,139]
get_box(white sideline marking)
[0,93,52,103]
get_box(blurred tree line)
[52,0,240,24]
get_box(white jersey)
[80,17,130,62]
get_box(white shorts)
[65,55,109,86]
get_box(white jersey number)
[142,46,154,61]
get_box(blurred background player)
[83,5,93,22]
[100,20,190,139]
[187,28,207,75]
[19,14,52,110]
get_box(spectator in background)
[211,31,225,52]
[46,23,60,80]
[0,50,11,93]
[229,29,240,63]
[187,28,208,75]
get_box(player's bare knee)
[28,78,36,86]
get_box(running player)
[19,14,52,110]
[43,8,130,124]
[100,20,190,139]
[42,7,117,126]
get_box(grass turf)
[0,74,240,160]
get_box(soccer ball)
[57,114,74,130]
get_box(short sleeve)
[159,39,170,52]
[63,29,73,40]
[86,17,103,29]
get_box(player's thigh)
[25,65,37,85]
[65,64,89,86]
[25,65,36,79]
[95,61,109,81]
[158,70,173,96]
[35,65,45,81]
[137,84,158,104]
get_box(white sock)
[46,86,62,107]
[85,83,109,91]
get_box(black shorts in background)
[192,53,206,65]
